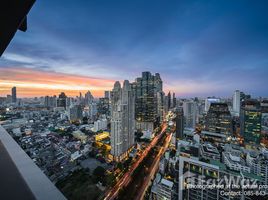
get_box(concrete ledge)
[0,126,66,200]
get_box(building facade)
[178,156,260,200]
[240,99,262,145]
[133,72,163,132]
[204,103,232,135]
[204,98,220,113]
[68,104,83,122]
[233,90,241,116]
[110,80,135,161]
[183,101,197,129]
[11,86,17,103]
[175,107,184,148]
[57,92,67,109]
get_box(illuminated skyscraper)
[133,72,163,132]
[204,102,232,134]
[240,99,262,144]
[204,98,220,113]
[111,80,135,161]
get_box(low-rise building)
[222,152,250,173]
[200,143,220,161]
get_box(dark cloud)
[0,0,268,96]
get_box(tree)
[117,162,123,171]
[123,157,132,169]
[84,167,90,174]
[106,173,116,186]
[93,166,106,183]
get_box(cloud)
[0,0,268,97]
[0,67,115,97]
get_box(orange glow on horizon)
[0,67,115,97]
[0,67,203,98]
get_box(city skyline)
[1,0,268,97]
[1,1,268,200]
[0,75,264,99]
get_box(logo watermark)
[178,171,268,197]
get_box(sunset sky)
[0,0,268,98]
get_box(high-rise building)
[175,107,184,147]
[167,92,171,110]
[261,100,268,136]
[11,86,16,103]
[204,102,232,134]
[66,97,74,108]
[233,90,241,116]
[79,92,83,102]
[85,91,94,105]
[183,101,197,129]
[97,97,110,115]
[0,97,6,105]
[68,104,83,122]
[6,95,12,103]
[173,92,176,108]
[88,102,97,120]
[157,91,165,123]
[44,95,57,108]
[57,92,67,109]
[164,95,169,113]
[240,99,261,144]
[111,80,135,161]
[133,72,163,132]
[204,98,220,113]
[104,91,111,99]
[44,96,49,108]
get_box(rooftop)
[160,178,174,188]
[201,143,220,155]
[209,159,262,181]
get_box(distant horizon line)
[1,90,266,100]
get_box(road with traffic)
[134,132,173,200]
[103,123,168,200]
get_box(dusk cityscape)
[0,1,268,200]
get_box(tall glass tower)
[133,72,163,131]
[240,99,262,144]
